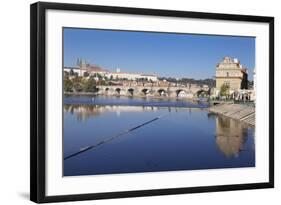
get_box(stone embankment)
[209,103,255,126]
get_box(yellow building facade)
[215,57,248,91]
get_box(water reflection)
[64,104,162,122]
[64,95,210,108]
[215,115,254,158]
[64,104,254,159]
[64,99,255,176]
[64,104,206,122]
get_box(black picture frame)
[30,1,274,203]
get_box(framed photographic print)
[30,2,274,203]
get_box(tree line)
[158,77,216,87]
[64,76,107,92]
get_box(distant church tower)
[76,58,88,69]
[215,57,248,91]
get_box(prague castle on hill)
[64,58,158,82]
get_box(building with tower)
[215,56,248,91]
[64,58,158,82]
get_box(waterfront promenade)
[209,103,255,126]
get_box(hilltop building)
[64,58,158,82]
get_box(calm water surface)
[64,96,255,176]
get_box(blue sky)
[63,28,255,80]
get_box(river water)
[63,95,255,176]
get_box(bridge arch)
[176,89,187,98]
[115,88,121,95]
[93,87,99,93]
[141,88,150,96]
[128,88,134,96]
[157,89,167,96]
[197,89,209,97]
[104,87,109,95]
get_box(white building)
[64,67,88,77]
[104,68,158,82]
[64,59,158,82]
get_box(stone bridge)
[95,85,209,98]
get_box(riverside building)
[215,56,248,91]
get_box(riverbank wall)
[209,103,255,126]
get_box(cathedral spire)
[76,58,80,67]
